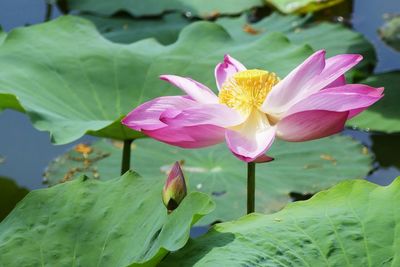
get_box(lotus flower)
[122,50,383,162]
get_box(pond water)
[0,0,399,223]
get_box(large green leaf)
[65,0,263,17]
[161,177,400,266]
[348,72,400,133]
[82,12,376,79]
[0,177,29,222]
[266,0,344,14]
[82,13,190,45]
[44,135,372,224]
[217,13,376,79]
[0,15,313,144]
[0,171,214,266]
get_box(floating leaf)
[266,0,344,14]
[45,135,372,224]
[65,0,264,18]
[348,72,400,133]
[0,172,214,266]
[217,13,376,79]
[0,16,313,144]
[161,178,400,266]
[82,13,190,45]
[0,177,29,221]
[379,14,400,52]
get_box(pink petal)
[262,50,326,115]
[160,75,218,104]
[215,54,246,90]
[142,125,225,148]
[262,52,362,116]
[324,75,346,89]
[276,110,349,142]
[309,54,362,92]
[286,84,384,119]
[122,96,194,131]
[160,104,244,128]
[121,96,227,148]
[225,111,276,162]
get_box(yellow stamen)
[219,69,279,115]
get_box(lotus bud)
[162,161,187,212]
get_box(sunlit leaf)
[162,178,400,266]
[44,135,372,224]
[0,172,214,266]
[266,0,344,14]
[0,16,312,144]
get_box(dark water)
[0,0,399,220]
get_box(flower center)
[218,69,279,115]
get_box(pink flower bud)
[162,161,187,212]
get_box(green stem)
[121,139,133,175]
[44,3,53,22]
[247,162,256,214]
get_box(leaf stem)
[121,139,133,175]
[247,162,256,214]
[44,3,53,22]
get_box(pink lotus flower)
[122,50,383,162]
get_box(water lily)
[122,50,383,162]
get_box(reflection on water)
[0,0,399,222]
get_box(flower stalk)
[121,139,133,175]
[247,162,256,214]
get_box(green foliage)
[44,135,372,224]
[162,177,400,266]
[349,72,400,133]
[64,0,263,17]
[0,172,214,266]
[0,15,313,144]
